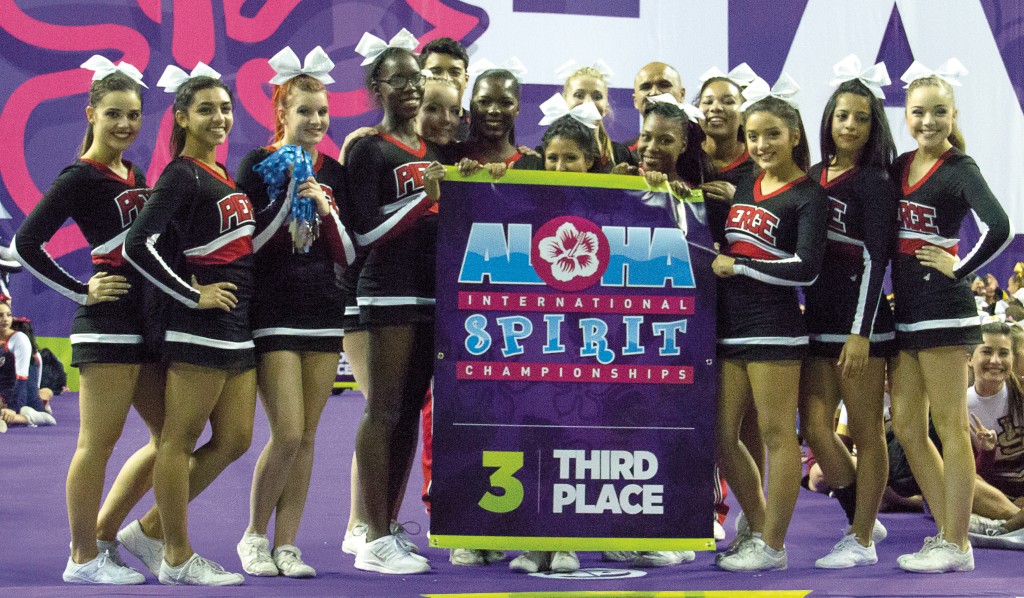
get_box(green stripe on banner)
[429,535,715,551]
[422,591,812,598]
[37,336,77,391]
[442,166,704,203]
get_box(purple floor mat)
[1,391,1021,597]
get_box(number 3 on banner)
[479,451,524,513]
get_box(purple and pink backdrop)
[1,0,1022,375]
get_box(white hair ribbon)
[156,62,222,93]
[354,28,419,66]
[553,59,614,82]
[646,93,705,123]
[538,93,602,129]
[698,62,757,88]
[268,46,336,85]
[739,73,800,111]
[80,55,148,88]
[900,58,968,88]
[468,56,528,81]
[829,54,890,99]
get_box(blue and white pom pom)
[253,145,320,253]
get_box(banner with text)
[430,170,717,551]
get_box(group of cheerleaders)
[9,27,1013,585]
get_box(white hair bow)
[268,46,335,85]
[553,59,614,82]
[354,28,419,66]
[900,58,968,88]
[468,57,528,81]
[538,93,602,129]
[80,55,148,88]
[830,54,890,99]
[698,63,757,88]
[156,62,222,93]
[645,93,705,123]
[739,73,800,111]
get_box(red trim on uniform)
[80,158,136,186]
[503,151,523,167]
[183,157,235,188]
[628,141,638,152]
[380,133,427,158]
[92,247,126,268]
[720,150,749,173]
[901,148,953,195]
[312,151,324,173]
[820,165,858,188]
[897,238,959,256]
[16,375,27,381]
[753,171,807,203]
[728,240,778,260]
[185,236,254,265]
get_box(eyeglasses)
[377,72,424,89]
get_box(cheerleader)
[889,60,1012,573]
[712,75,828,572]
[458,67,523,166]
[0,302,54,427]
[345,36,444,575]
[12,57,158,584]
[123,64,286,585]
[557,60,636,170]
[800,56,899,568]
[614,97,712,192]
[233,47,353,579]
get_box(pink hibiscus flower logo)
[532,216,609,291]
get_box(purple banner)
[429,171,717,550]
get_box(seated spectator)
[0,301,55,428]
[966,322,1024,548]
[1008,263,1024,304]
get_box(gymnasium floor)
[1,390,1020,597]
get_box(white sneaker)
[63,552,145,584]
[872,519,888,543]
[116,520,164,576]
[969,526,1024,550]
[601,551,638,562]
[968,514,1007,535]
[896,534,941,568]
[717,537,787,572]
[449,548,485,566]
[714,519,726,541]
[509,551,550,573]
[815,532,877,568]
[342,523,367,555]
[898,535,974,573]
[483,550,506,564]
[633,550,695,567]
[354,535,430,574]
[549,551,579,573]
[390,521,422,555]
[158,553,244,585]
[236,532,278,576]
[716,524,754,565]
[273,544,316,578]
[96,540,131,570]
[0,418,7,433]
[20,405,56,426]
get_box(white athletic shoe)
[896,533,941,568]
[509,551,550,573]
[716,523,754,565]
[633,550,696,567]
[20,405,56,426]
[390,521,422,555]
[236,532,278,576]
[63,552,145,585]
[354,535,430,574]
[158,553,244,585]
[601,551,638,562]
[968,514,1007,536]
[717,536,787,572]
[342,523,367,555]
[483,550,506,564]
[815,532,878,569]
[116,520,164,577]
[969,526,1024,550]
[273,544,316,578]
[872,519,888,543]
[549,551,580,573]
[0,418,7,433]
[898,534,974,573]
[96,540,131,570]
[449,548,486,566]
